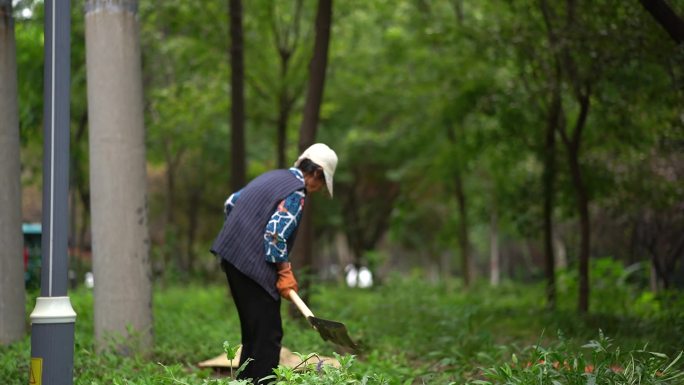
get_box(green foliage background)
[12,0,683,283]
[6,0,684,382]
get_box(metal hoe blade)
[308,316,358,350]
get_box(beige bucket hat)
[294,143,338,197]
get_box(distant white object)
[344,264,373,288]
[358,267,373,288]
[345,265,357,287]
[85,272,94,289]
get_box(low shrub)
[473,331,684,385]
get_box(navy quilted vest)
[210,169,305,299]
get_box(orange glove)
[276,262,298,301]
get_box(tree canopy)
[10,0,684,310]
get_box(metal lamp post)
[29,1,76,384]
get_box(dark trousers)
[222,259,282,383]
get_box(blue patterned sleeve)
[264,190,306,263]
[224,190,241,218]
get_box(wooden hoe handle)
[289,290,315,320]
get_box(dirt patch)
[198,346,340,371]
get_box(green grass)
[1,269,683,384]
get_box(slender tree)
[298,0,332,150]
[69,111,91,274]
[446,125,473,287]
[540,0,596,313]
[489,208,500,286]
[541,81,560,308]
[270,0,305,168]
[229,0,246,191]
[85,0,153,352]
[291,0,333,298]
[560,89,592,314]
[539,2,563,309]
[0,0,26,345]
[507,0,565,309]
[559,1,593,314]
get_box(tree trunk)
[292,0,333,302]
[71,112,89,262]
[639,0,684,44]
[445,123,472,287]
[276,108,288,168]
[569,150,591,313]
[554,233,567,269]
[298,0,332,151]
[163,145,184,280]
[165,148,176,231]
[0,0,26,344]
[229,0,246,191]
[276,66,290,169]
[273,1,303,168]
[185,188,201,274]
[85,0,153,353]
[542,0,593,314]
[650,264,660,292]
[489,209,500,287]
[560,92,591,314]
[542,70,560,309]
[454,169,472,287]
